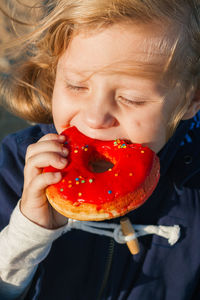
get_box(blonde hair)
[0,0,200,134]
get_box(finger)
[38,133,66,143]
[27,171,62,201]
[24,152,68,187]
[26,140,68,162]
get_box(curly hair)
[0,0,200,134]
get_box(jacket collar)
[158,111,200,187]
[158,118,192,177]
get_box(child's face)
[52,22,185,153]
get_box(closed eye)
[65,83,147,106]
[65,83,87,92]
[118,96,146,106]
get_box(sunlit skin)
[52,21,195,153]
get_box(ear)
[182,89,200,120]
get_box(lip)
[74,126,114,141]
[67,123,131,143]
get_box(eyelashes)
[117,96,146,106]
[65,83,87,92]
[65,83,147,106]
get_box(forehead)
[59,21,177,80]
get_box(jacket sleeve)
[0,132,25,230]
[0,128,45,299]
[0,200,65,300]
[0,124,48,229]
[0,128,66,299]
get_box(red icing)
[44,126,159,206]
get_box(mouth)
[68,124,132,143]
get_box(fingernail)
[60,157,67,164]
[62,148,68,157]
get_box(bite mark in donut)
[43,126,160,221]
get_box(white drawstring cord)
[62,219,180,246]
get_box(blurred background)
[0,1,42,142]
[0,107,29,142]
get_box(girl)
[0,1,200,299]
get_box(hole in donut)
[89,158,114,173]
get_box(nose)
[82,92,118,129]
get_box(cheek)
[126,106,168,151]
[52,83,80,133]
[133,105,167,131]
[52,87,69,132]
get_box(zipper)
[97,238,115,300]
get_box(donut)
[43,126,160,221]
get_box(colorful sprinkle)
[141,150,145,153]
[114,139,121,146]
[82,145,89,151]
[68,184,72,188]
[78,192,82,196]
[81,180,86,183]
[113,138,128,149]
[76,181,80,185]
[75,178,79,181]
[89,179,94,183]
[108,168,112,172]
[60,188,64,192]
[68,180,72,183]
[129,173,133,176]
[115,173,118,176]
[108,190,112,194]
[74,150,78,153]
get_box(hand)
[21,133,69,229]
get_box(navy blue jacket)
[1,112,200,300]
